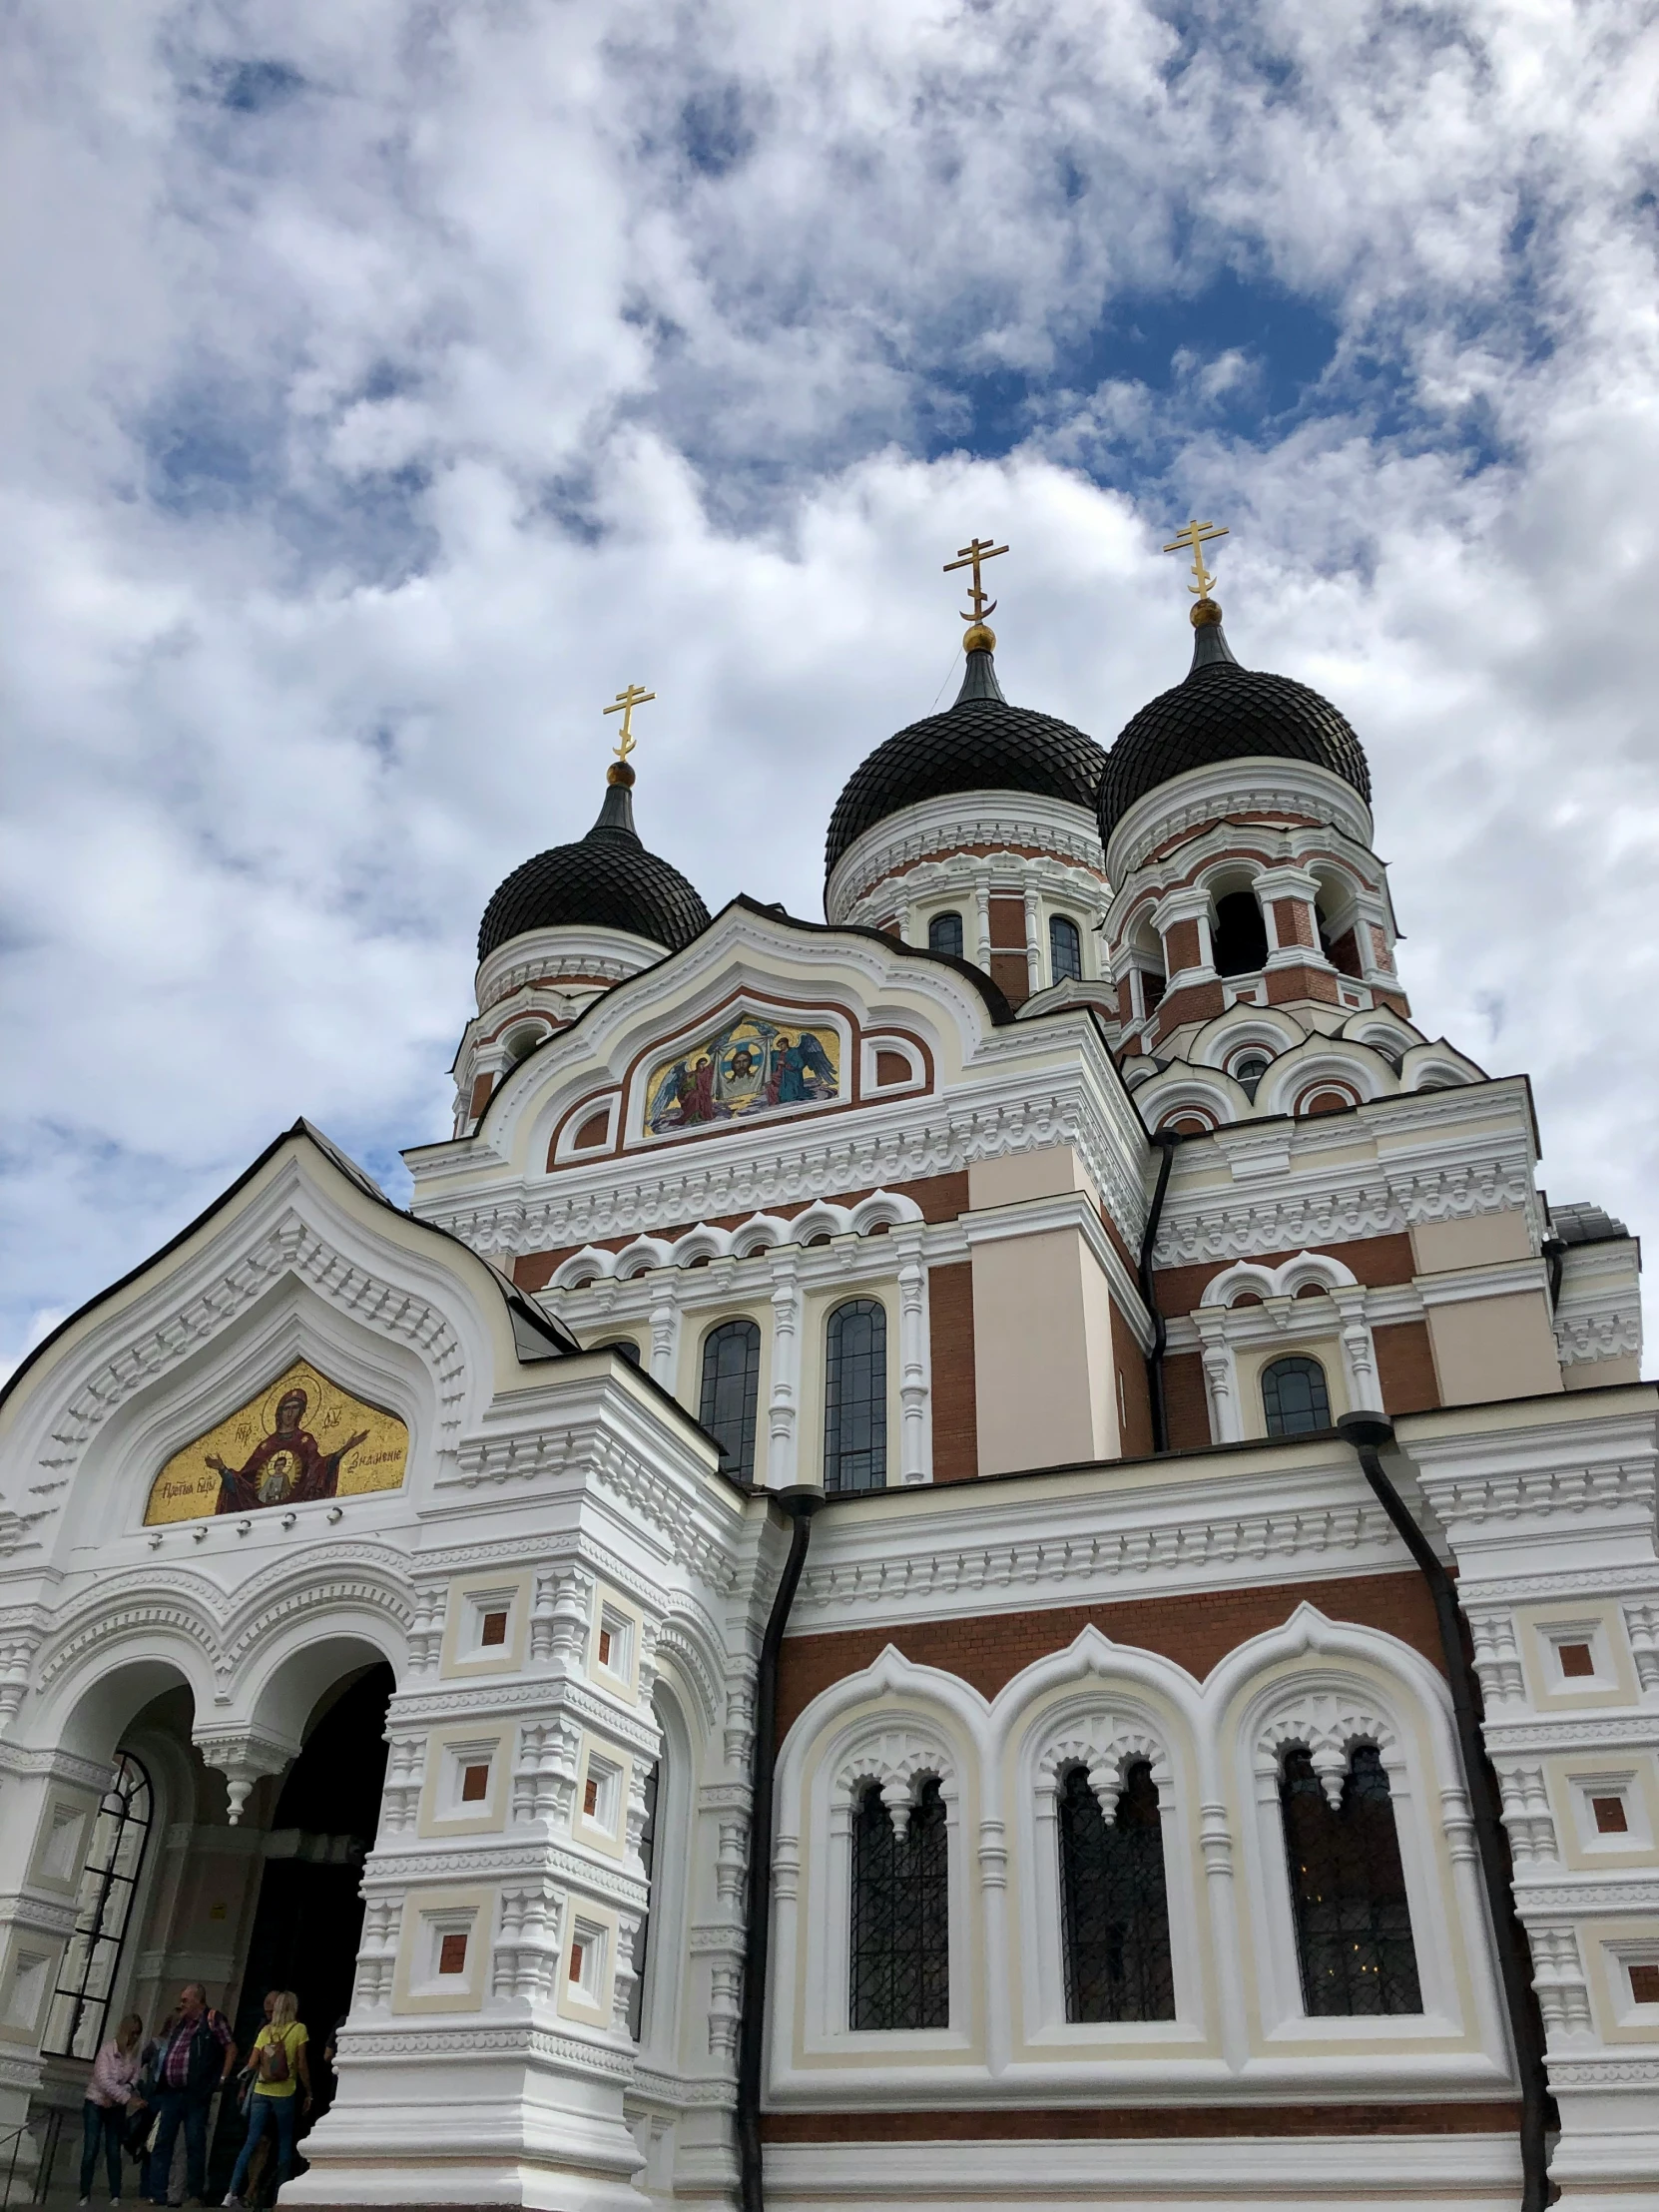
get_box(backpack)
[259,2029,290,2085]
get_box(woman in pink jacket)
[80,2013,143,2205]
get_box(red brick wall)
[1164,916,1201,972]
[988,895,1027,949]
[928,1263,978,1482]
[1155,1234,1417,1320]
[776,1568,1443,1742]
[1375,1320,1441,1413]
[1163,1350,1211,1449]
[1110,1299,1154,1459]
[1266,962,1341,1006]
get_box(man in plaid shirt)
[146,1983,237,2206]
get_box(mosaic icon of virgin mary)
[207,1387,368,1514]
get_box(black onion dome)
[477,772,711,962]
[1097,611,1370,845]
[825,647,1107,877]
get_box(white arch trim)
[548,1192,925,1290]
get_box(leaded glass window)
[1049,913,1083,982]
[928,911,964,959]
[42,1751,152,2059]
[699,1319,761,1481]
[849,1778,948,2029]
[825,1299,886,1494]
[1058,1760,1175,2021]
[1262,1355,1331,1437]
[1280,1743,1422,2015]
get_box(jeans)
[146,2088,212,2204]
[80,2100,125,2200]
[227,2093,298,2199]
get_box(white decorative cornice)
[827,791,1105,922]
[475,925,664,1015]
[1105,757,1375,884]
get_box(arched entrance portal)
[208,1664,393,2192]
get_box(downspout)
[1543,1236,1567,1311]
[1337,1414,1552,2212]
[736,1487,823,2212]
[1138,1133,1179,1454]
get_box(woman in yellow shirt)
[223,1990,310,2206]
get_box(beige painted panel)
[1411,1212,1533,1273]
[1425,1290,1563,1405]
[967,1145,1095,1211]
[972,1227,1108,1476]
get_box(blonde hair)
[116,2014,143,2053]
[267,1990,298,2029]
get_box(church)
[1,527,1654,2212]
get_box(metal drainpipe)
[1337,1413,1553,2212]
[1138,1133,1179,1454]
[736,1487,823,2212]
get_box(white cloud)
[3,0,1659,1367]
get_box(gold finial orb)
[963,622,997,654]
[606,760,637,788]
[1191,598,1223,628]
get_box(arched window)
[699,1319,762,1481]
[1262,1355,1331,1437]
[825,1299,887,1493]
[1212,889,1269,976]
[1049,914,1083,982]
[1279,1743,1421,2014]
[1059,1761,1175,2022]
[850,1778,948,2029]
[928,911,964,960]
[43,1752,153,2059]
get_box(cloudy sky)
[3,0,1657,1373]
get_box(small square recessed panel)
[461,1764,489,1805]
[1592,1795,1629,1835]
[1558,1642,1595,1679]
[1629,1962,1659,2006]
[438,1933,468,1975]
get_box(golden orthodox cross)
[1162,518,1229,599]
[943,535,1009,622]
[603,682,656,762]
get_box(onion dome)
[826,634,1107,875]
[477,762,710,961]
[1097,599,1371,844]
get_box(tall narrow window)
[42,1752,153,2059]
[626,1757,660,2041]
[1059,1761,1175,2022]
[1213,889,1269,975]
[1280,1743,1421,2015]
[850,1779,949,2029]
[825,1299,887,1493]
[1049,914,1083,982]
[1262,1355,1331,1437]
[699,1319,762,1481]
[928,911,964,959]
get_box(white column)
[768,1251,804,1487]
[1332,1286,1383,1411]
[973,868,992,969]
[1195,1312,1241,1441]
[648,1295,680,1393]
[1023,882,1043,997]
[894,1228,931,1485]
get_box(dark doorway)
[210,1663,393,2197]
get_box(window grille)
[1049,914,1083,982]
[1279,1743,1422,2014]
[1058,1761,1175,2021]
[850,1778,949,2029]
[1262,1355,1331,1437]
[825,1299,887,1493]
[928,911,964,960]
[42,1751,153,2059]
[699,1319,762,1481]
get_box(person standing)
[78,2013,143,2205]
[146,1984,236,2207]
[223,1991,310,2208]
